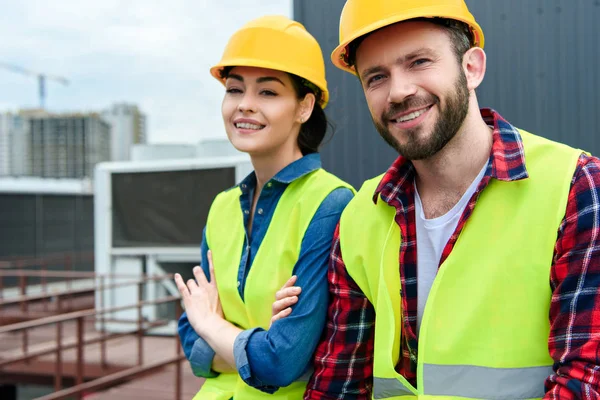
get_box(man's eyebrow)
[360,65,384,80]
[360,47,438,80]
[395,47,438,66]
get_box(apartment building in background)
[1,110,111,179]
[0,111,28,177]
[0,103,148,179]
[101,103,147,161]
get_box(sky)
[0,0,293,144]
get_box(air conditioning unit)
[94,155,252,334]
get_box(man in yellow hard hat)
[271,0,600,398]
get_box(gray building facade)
[294,0,600,189]
[27,113,111,179]
[101,103,147,161]
[0,112,27,177]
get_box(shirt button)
[244,209,249,215]
[237,281,241,287]
[241,184,247,189]
[266,182,272,188]
[257,208,263,215]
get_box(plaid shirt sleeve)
[304,223,375,399]
[545,154,600,399]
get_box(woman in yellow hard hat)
[174,15,354,399]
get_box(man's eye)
[412,58,430,67]
[368,74,385,85]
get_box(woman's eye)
[226,88,242,94]
[260,90,277,96]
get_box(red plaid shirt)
[305,109,600,399]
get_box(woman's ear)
[297,93,316,123]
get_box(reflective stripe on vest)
[374,377,415,398]
[341,129,583,399]
[199,168,353,399]
[374,365,553,399]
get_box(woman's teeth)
[235,122,263,130]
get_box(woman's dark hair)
[220,66,331,155]
[288,73,329,155]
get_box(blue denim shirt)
[178,153,353,393]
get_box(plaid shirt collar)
[373,108,529,203]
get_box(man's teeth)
[397,108,428,122]
[236,122,263,130]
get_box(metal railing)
[0,253,185,400]
[0,251,95,303]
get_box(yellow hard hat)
[210,15,329,108]
[331,0,485,75]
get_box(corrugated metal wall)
[294,0,600,189]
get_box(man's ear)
[462,47,486,91]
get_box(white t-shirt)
[414,163,487,335]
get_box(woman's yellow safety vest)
[196,168,352,400]
[339,130,582,399]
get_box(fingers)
[283,275,297,288]
[275,285,302,301]
[272,296,298,316]
[207,250,217,285]
[193,265,208,287]
[275,275,301,301]
[270,307,293,327]
[185,267,202,293]
[174,273,190,297]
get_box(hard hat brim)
[210,59,330,108]
[331,6,485,75]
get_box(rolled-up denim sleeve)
[178,312,219,378]
[233,187,354,392]
[178,228,218,378]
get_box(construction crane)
[0,62,69,109]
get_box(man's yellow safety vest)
[339,130,582,399]
[196,168,352,400]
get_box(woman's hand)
[270,275,302,328]
[175,250,223,336]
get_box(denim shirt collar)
[238,153,322,190]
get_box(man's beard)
[373,69,469,160]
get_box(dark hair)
[346,17,474,70]
[219,67,330,155]
[288,74,329,155]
